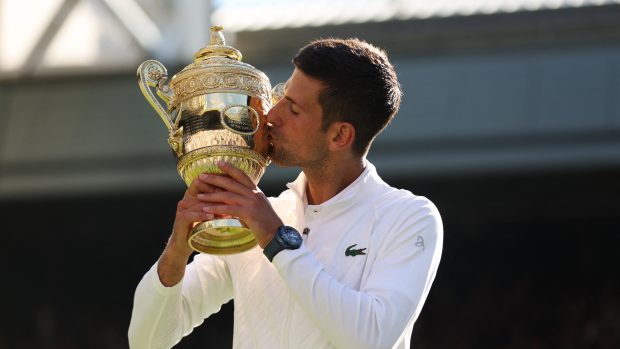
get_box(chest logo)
[345,244,367,257]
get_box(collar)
[285,159,381,210]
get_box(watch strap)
[263,229,285,262]
[263,225,301,262]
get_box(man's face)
[267,68,330,168]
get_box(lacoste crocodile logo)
[345,244,367,257]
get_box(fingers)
[200,204,258,225]
[197,188,256,221]
[176,197,215,221]
[198,173,254,197]
[202,204,240,218]
[197,190,250,206]
[175,210,214,228]
[202,202,283,249]
[169,183,229,258]
[185,175,220,198]
[181,161,261,225]
[216,161,256,188]
[185,161,256,199]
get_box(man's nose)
[267,99,284,126]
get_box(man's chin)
[269,157,294,168]
[267,149,296,168]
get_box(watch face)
[281,226,302,246]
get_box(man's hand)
[196,161,283,248]
[170,175,222,258]
[157,175,219,286]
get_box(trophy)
[137,26,275,254]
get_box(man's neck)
[302,158,365,205]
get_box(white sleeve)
[128,254,233,349]
[272,204,443,349]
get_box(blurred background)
[1,0,619,348]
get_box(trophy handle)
[137,60,178,131]
[271,82,285,106]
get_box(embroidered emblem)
[415,236,425,251]
[345,244,367,257]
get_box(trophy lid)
[168,26,271,109]
[193,25,242,62]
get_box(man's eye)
[289,103,299,115]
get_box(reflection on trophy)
[137,26,275,254]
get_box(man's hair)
[292,38,402,156]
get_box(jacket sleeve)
[128,254,233,349]
[273,200,443,349]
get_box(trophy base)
[188,218,257,254]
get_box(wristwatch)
[263,225,302,262]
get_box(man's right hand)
[157,174,219,287]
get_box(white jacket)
[129,161,443,349]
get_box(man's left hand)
[196,160,283,248]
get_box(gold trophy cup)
[137,26,274,254]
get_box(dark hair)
[292,38,402,156]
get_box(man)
[129,38,443,349]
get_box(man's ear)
[327,122,355,151]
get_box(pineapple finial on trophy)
[193,26,242,62]
[210,25,225,45]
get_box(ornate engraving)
[177,145,267,186]
[137,60,176,131]
[170,65,271,108]
[147,65,163,80]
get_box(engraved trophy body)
[137,27,273,254]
